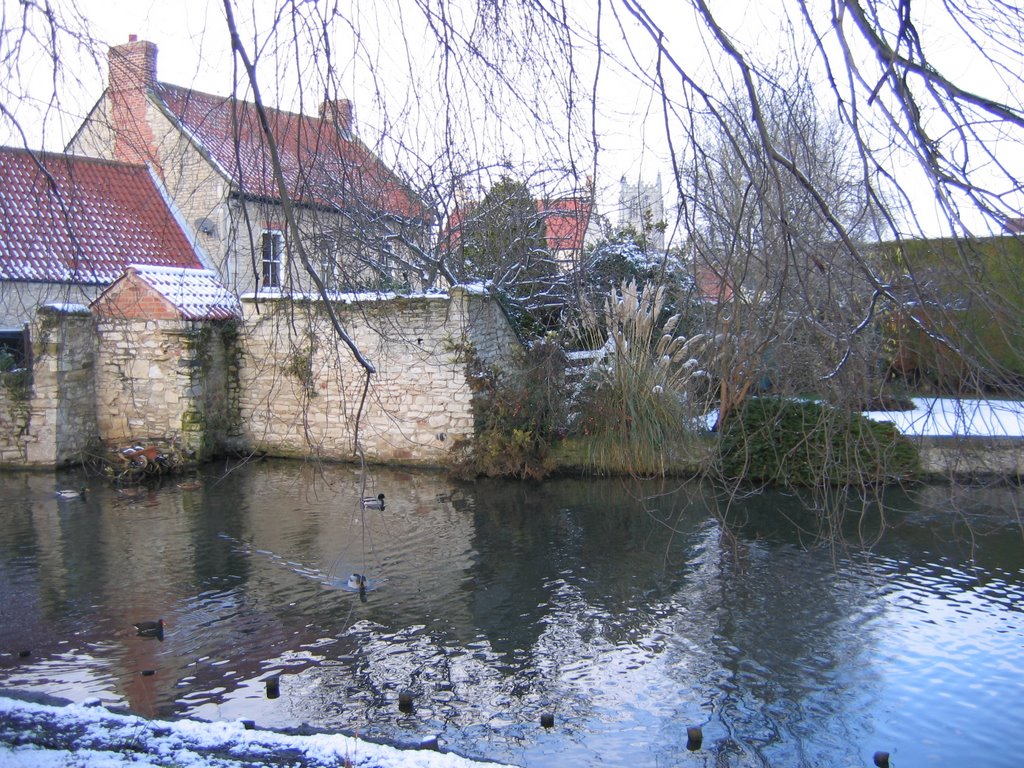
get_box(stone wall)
[94,317,241,459]
[1,289,518,468]
[0,306,100,467]
[915,436,1024,479]
[0,281,105,329]
[237,287,520,464]
[0,370,31,465]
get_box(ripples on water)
[1,462,1023,766]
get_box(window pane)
[262,232,281,288]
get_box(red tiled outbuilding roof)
[153,84,431,223]
[0,147,203,285]
[538,197,592,251]
[92,264,241,321]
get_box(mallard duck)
[134,619,165,640]
[55,487,86,500]
[347,573,367,590]
[360,493,385,510]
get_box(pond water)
[1,460,1022,767]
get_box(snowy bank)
[0,692,514,768]
[862,397,1024,438]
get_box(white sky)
[3,0,1022,239]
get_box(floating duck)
[177,479,202,491]
[360,493,385,510]
[347,574,368,590]
[134,619,165,640]
[55,488,86,500]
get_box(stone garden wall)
[237,286,521,464]
[0,288,520,468]
[94,318,242,460]
[0,305,99,467]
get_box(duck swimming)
[134,619,165,640]
[55,488,86,500]
[347,574,368,590]
[360,493,385,510]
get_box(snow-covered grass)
[0,693,513,768]
[862,397,1024,438]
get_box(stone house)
[0,38,525,470]
[68,36,433,298]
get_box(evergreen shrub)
[719,398,920,487]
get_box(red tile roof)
[538,198,592,251]
[0,147,203,284]
[154,84,431,223]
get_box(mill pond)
[1,460,1022,767]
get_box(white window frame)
[261,230,284,289]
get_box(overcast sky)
[4,0,1021,240]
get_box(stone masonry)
[0,288,521,468]
[238,286,520,464]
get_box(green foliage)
[459,176,551,285]
[883,235,1024,392]
[1,368,30,402]
[718,398,920,487]
[450,339,567,480]
[573,280,713,476]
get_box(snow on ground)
[0,693,513,768]
[862,397,1024,438]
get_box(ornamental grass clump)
[574,280,713,475]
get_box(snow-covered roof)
[127,264,241,320]
[153,83,431,223]
[0,146,205,284]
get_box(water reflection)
[1,462,1022,766]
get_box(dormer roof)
[91,264,241,321]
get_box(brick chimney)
[108,35,161,170]
[319,98,354,135]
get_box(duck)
[134,619,165,640]
[55,487,86,500]
[360,493,385,510]
[347,573,367,590]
